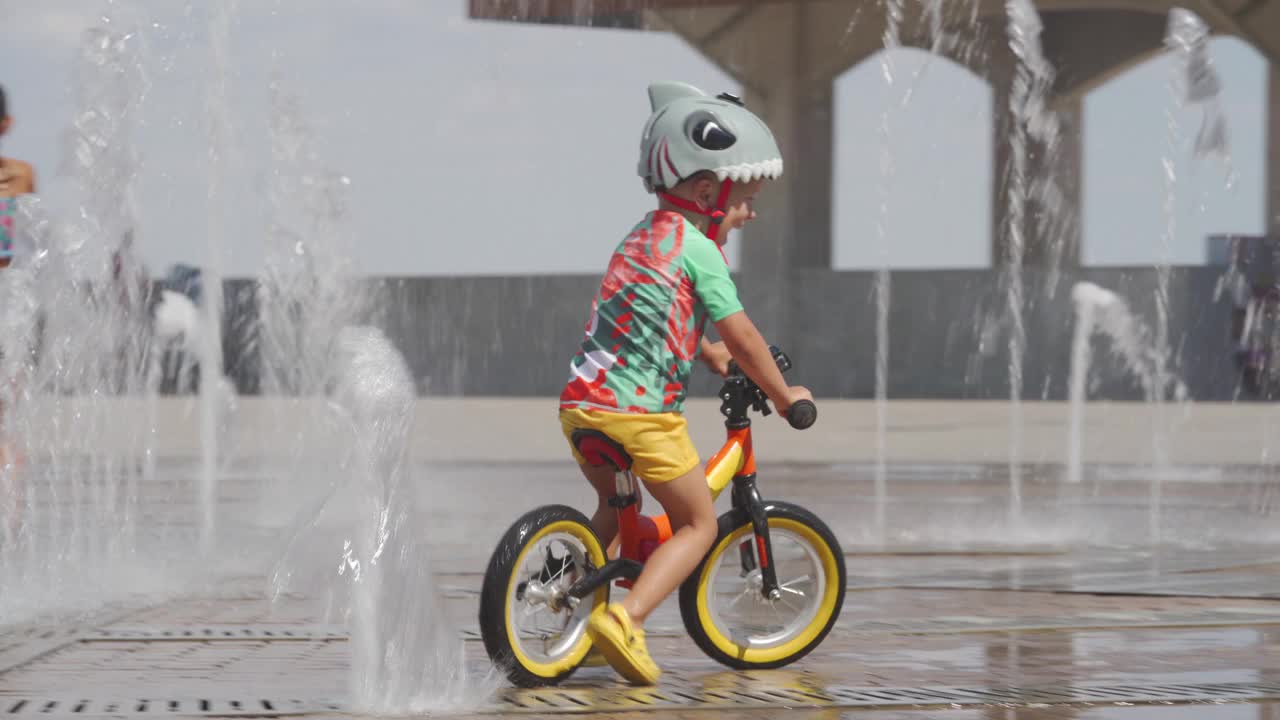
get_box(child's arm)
[683,235,809,413]
[698,337,732,377]
[12,161,35,194]
[715,311,812,414]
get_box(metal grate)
[7,681,1280,716]
[0,609,140,675]
[87,625,347,642]
[80,625,687,643]
[3,697,339,717]
[0,624,85,671]
[493,680,1280,713]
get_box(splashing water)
[197,0,239,556]
[1066,283,1104,488]
[250,82,489,712]
[337,327,492,713]
[1065,282,1187,541]
[256,77,368,398]
[1166,9,1234,173]
[1143,8,1232,540]
[1168,9,1237,369]
[1003,0,1058,525]
[870,0,983,542]
[0,11,168,623]
[252,77,373,530]
[1155,9,1234,387]
[870,0,905,546]
[267,325,494,714]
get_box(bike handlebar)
[722,346,817,430]
[784,399,817,430]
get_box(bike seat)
[570,429,632,472]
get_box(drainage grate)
[0,609,140,675]
[3,698,340,717]
[87,626,347,642]
[8,681,1280,716]
[82,625,687,643]
[491,680,1280,714]
[0,625,85,671]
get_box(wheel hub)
[522,565,582,613]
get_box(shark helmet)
[638,81,783,241]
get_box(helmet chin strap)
[659,178,734,241]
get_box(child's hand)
[699,340,733,377]
[776,386,814,415]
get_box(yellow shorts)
[559,408,700,484]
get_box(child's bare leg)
[619,467,716,624]
[578,463,619,549]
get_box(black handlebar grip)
[785,399,817,430]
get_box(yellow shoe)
[586,603,661,685]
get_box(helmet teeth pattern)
[714,157,784,183]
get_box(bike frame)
[567,360,787,603]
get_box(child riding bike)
[557,81,812,685]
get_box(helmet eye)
[687,112,736,151]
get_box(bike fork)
[731,474,781,600]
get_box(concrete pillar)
[729,3,832,350]
[1270,62,1280,237]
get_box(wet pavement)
[6,460,1280,718]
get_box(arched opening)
[833,46,992,269]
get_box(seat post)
[614,467,642,571]
[615,468,636,499]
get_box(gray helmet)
[638,81,783,193]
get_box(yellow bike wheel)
[479,505,609,687]
[679,501,845,669]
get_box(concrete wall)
[211,266,1244,402]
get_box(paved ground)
[5,452,1280,719]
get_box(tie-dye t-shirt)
[560,211,743,415]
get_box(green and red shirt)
[560,211,743,414]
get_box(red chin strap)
[659,178,734,241]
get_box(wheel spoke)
[777,592,803,614]
[780,574,812,590]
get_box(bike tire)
[478,504,609,687]
[678,501,845,670]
